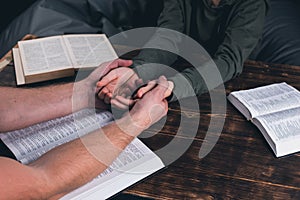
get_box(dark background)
[0,0,36,33]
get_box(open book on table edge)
[227,82,300,157]
[13,34,118,85]
[0,109,165,199]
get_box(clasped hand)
[96,60,174,110]
[80,58,173,132]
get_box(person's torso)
[180,0,240,54]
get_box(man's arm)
[99,0,268,102]
[0,83,75,132]
[132,0,184,82]
[168,0,268,99]
[96,0,183,106]
[0,76,170,199]
[0,121,137,199]
[0,59,133,132]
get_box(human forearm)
[212,0,267,82]
[32,116,143,199]
[167,0,268,100]
[0,120,136,200]
[0,84,73,132]
[0,157,49,199]
[0,82,92,132]
[133,49,178,82]
[0,59,131,132]
[132,0,184,82]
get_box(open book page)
[0,109,113,164]
[18,36,73,75]
[63,34,118,68]
[60,138,164,200]
[253,107,300,157]
[229,83,300,119]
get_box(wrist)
[116,113,146,138]
[101,121,135,151]
[73,80,92,109]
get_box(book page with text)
[255,107,300,143]
[0,109,113,164]
[60,138,164,200]
[230,83,300,118]
[63,34,118,68]
[18,36,73,76]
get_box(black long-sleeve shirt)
[132,0,269,100]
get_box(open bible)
[228,82,300,157]
[13,34,118,85]
[0,109,164,199]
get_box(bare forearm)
[0,83,89,132]
[29,120,135,199]
[0,59,133,132]
[0,120,136,199]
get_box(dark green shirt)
[133,0,269,100]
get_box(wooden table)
[118,61,300,199]
[0,60,299,199]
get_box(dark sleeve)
[169,0,268,100]
[132,0,184,82]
